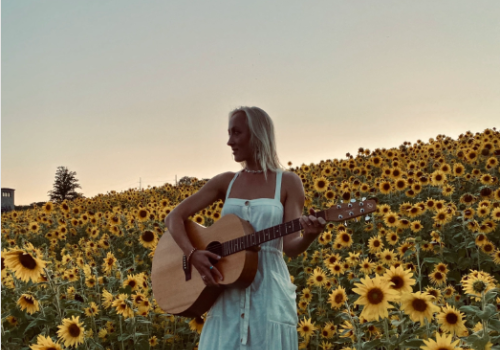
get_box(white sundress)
[198,169,298,350]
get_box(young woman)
[165,106,326,349]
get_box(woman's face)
[227,112,253,162]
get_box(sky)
[1,0,499,206]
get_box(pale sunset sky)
[1,0,499,206]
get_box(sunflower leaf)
[477,304,497,320]
[489,319,500,333]
[404,339,425,347]
[484,288,498,303]
[464,334,490,350]
[423,257,441,264]
[460,305,481,315]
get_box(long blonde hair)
[228,106,286,182]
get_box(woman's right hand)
[191,250,224,287]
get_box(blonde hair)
[228,106,286,182]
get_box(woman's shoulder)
[210,171,239,188]
[281,170,301,184]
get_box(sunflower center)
[69,323,81,337]
[412,298,428,312]
[342,234,350,242]
[142,231,155,242]
[434,272,443,280]
[390,276,404,290]
[367,288,384,304]
[473,281,486,293]
[19,253,37,270]
[335,294,344,303]
[445,312,458,324]
[24,296,34,304]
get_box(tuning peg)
[350,199,356,203]
[365,215,371,221]
[362,197,366,201]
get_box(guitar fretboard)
[214,212,326,257]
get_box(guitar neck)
[219,212,326,257]
[207,198,376,257]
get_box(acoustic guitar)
[151,198,377,317]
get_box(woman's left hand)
[299,208,327,240]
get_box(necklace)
[243,168,263,173]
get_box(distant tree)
[178,176,197,186]
[47,166,84,203]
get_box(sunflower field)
[2,128,500,350]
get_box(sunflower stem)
[170,316,177,350]
[383,318,391,349]
[119,315,125,350]
[477,247,481,271]
[415,245,422,292]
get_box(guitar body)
[151,214,259,317]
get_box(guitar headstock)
[322,198,377,222]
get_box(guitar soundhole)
[206,241,222,265]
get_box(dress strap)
[274,170,283,201]
[224,171,241,202]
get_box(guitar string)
[197,208,372,255]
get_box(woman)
[165,106,326,349]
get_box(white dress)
[198,169,298,349]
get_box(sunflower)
[380,249,397,266]
[137,229,157,249]
[359,258,375,275]
[400,291,440,324]
[308,267,327,287]
[379,181,392,195]
[436,305,466,335]
[432,209,452,225]
[480,241,496,254]
[28,221,40,233]
[462,275,495,301]
[383,212,399,228]
[452,163,465,177]
[323,253,341,266]
[3,249,47,283]
[328,262,345,276]
[429,271,447,286]
[430,170,447,187]
[421,332,462,350]
[29,334,64,350]
[368,236,384,253]
[492,249,500,265]
[383,266,416,294]
[297,317,317,339]
[84,301,100,317]
[17,294,40,315]
[102,252,117,274]
[313,177,329,192]
[57,315,86,347]
[188,315,205,334]
[148,335,158,347]
[136,208,150,222]
[328,286,347,309]
[352,275,399,322]
[301,287,313,303]
[335,232,353,248]
[386,231,399,245]
[111,294,134,319]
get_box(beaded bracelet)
[186,247,198,263]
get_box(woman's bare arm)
[282,172,326,258]
[164,172,233,285]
